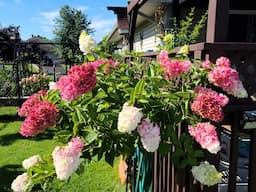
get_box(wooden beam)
[206,0,230,42]
[127,0,147,51]
[127,0,147,14]
[129,9,137,51]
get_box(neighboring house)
[109,0,256,95]
[108,0,208,52]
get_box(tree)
[53,5,94,61]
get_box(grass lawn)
[0,106,125,192]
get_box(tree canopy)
[53,5,94,60]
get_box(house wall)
[133,21,162,52]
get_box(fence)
[127,42,256,192]
[0,42,67,106]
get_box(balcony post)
[206,0,230,42]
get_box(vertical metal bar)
[248,130,256,192]
[167,152,171,192]
[228,113,240,192]
[53,63,56,82]
[14,43,21,107]
[159,154,162,192]
[163,156,166,191]
[154,152,158,192]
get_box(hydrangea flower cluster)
[52,137,84,181]
[188,122,220,154]
[137,119,161,152]
[11,173,32,192]
[22,155,42,170]
[158,50,191,79]
[208,57,248,98]
[20,101,58,136]
[191,86,229,122]
[56,63,96,101]
[118,102,143,133]
[90,58,119,74]
[191,161,222,186]
[18,90,47,117]
[201,60,211,69]
[79,30,96,54]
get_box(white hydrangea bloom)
[191,161,222,186]
[232,81,248,98]
[11,173,32,192]
[52,147,80,181]
[49,82,57,90]
[22,155,42,169]
[138,118,161,152]
[79,30,96,54]
[118,102,143,133]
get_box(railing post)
[206,0,230,43]
[228,112,240,192]
[248,130,256,192]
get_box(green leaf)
[158,142,172,156]
[105,149,114,166]
[86,54,95,62]
[75,108,86,124]
[194,150,204,158]
[75,159,85,175]
[85,131,98,144]
[130,79,145,105]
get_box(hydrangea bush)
[12,31,248,191]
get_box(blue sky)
[0,0,127,42]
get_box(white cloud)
[38,7,88,33]
[75,6,89,12]
[39,10,59,32]
[91,17,116,42]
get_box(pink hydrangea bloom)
[138,118,161,152]
[90,59,119,73]
[191,87,229,122]
[201,60,211,69]
[52,137,84,180]
[208,59,248,98]
[67,137,84,155]
[158,50,191,79]
[215,56,231,67]
[18,90,47,117]
[20,101,58,136]
[158,50,169,68]
[57,63,96,101]
[189,122,221,154]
